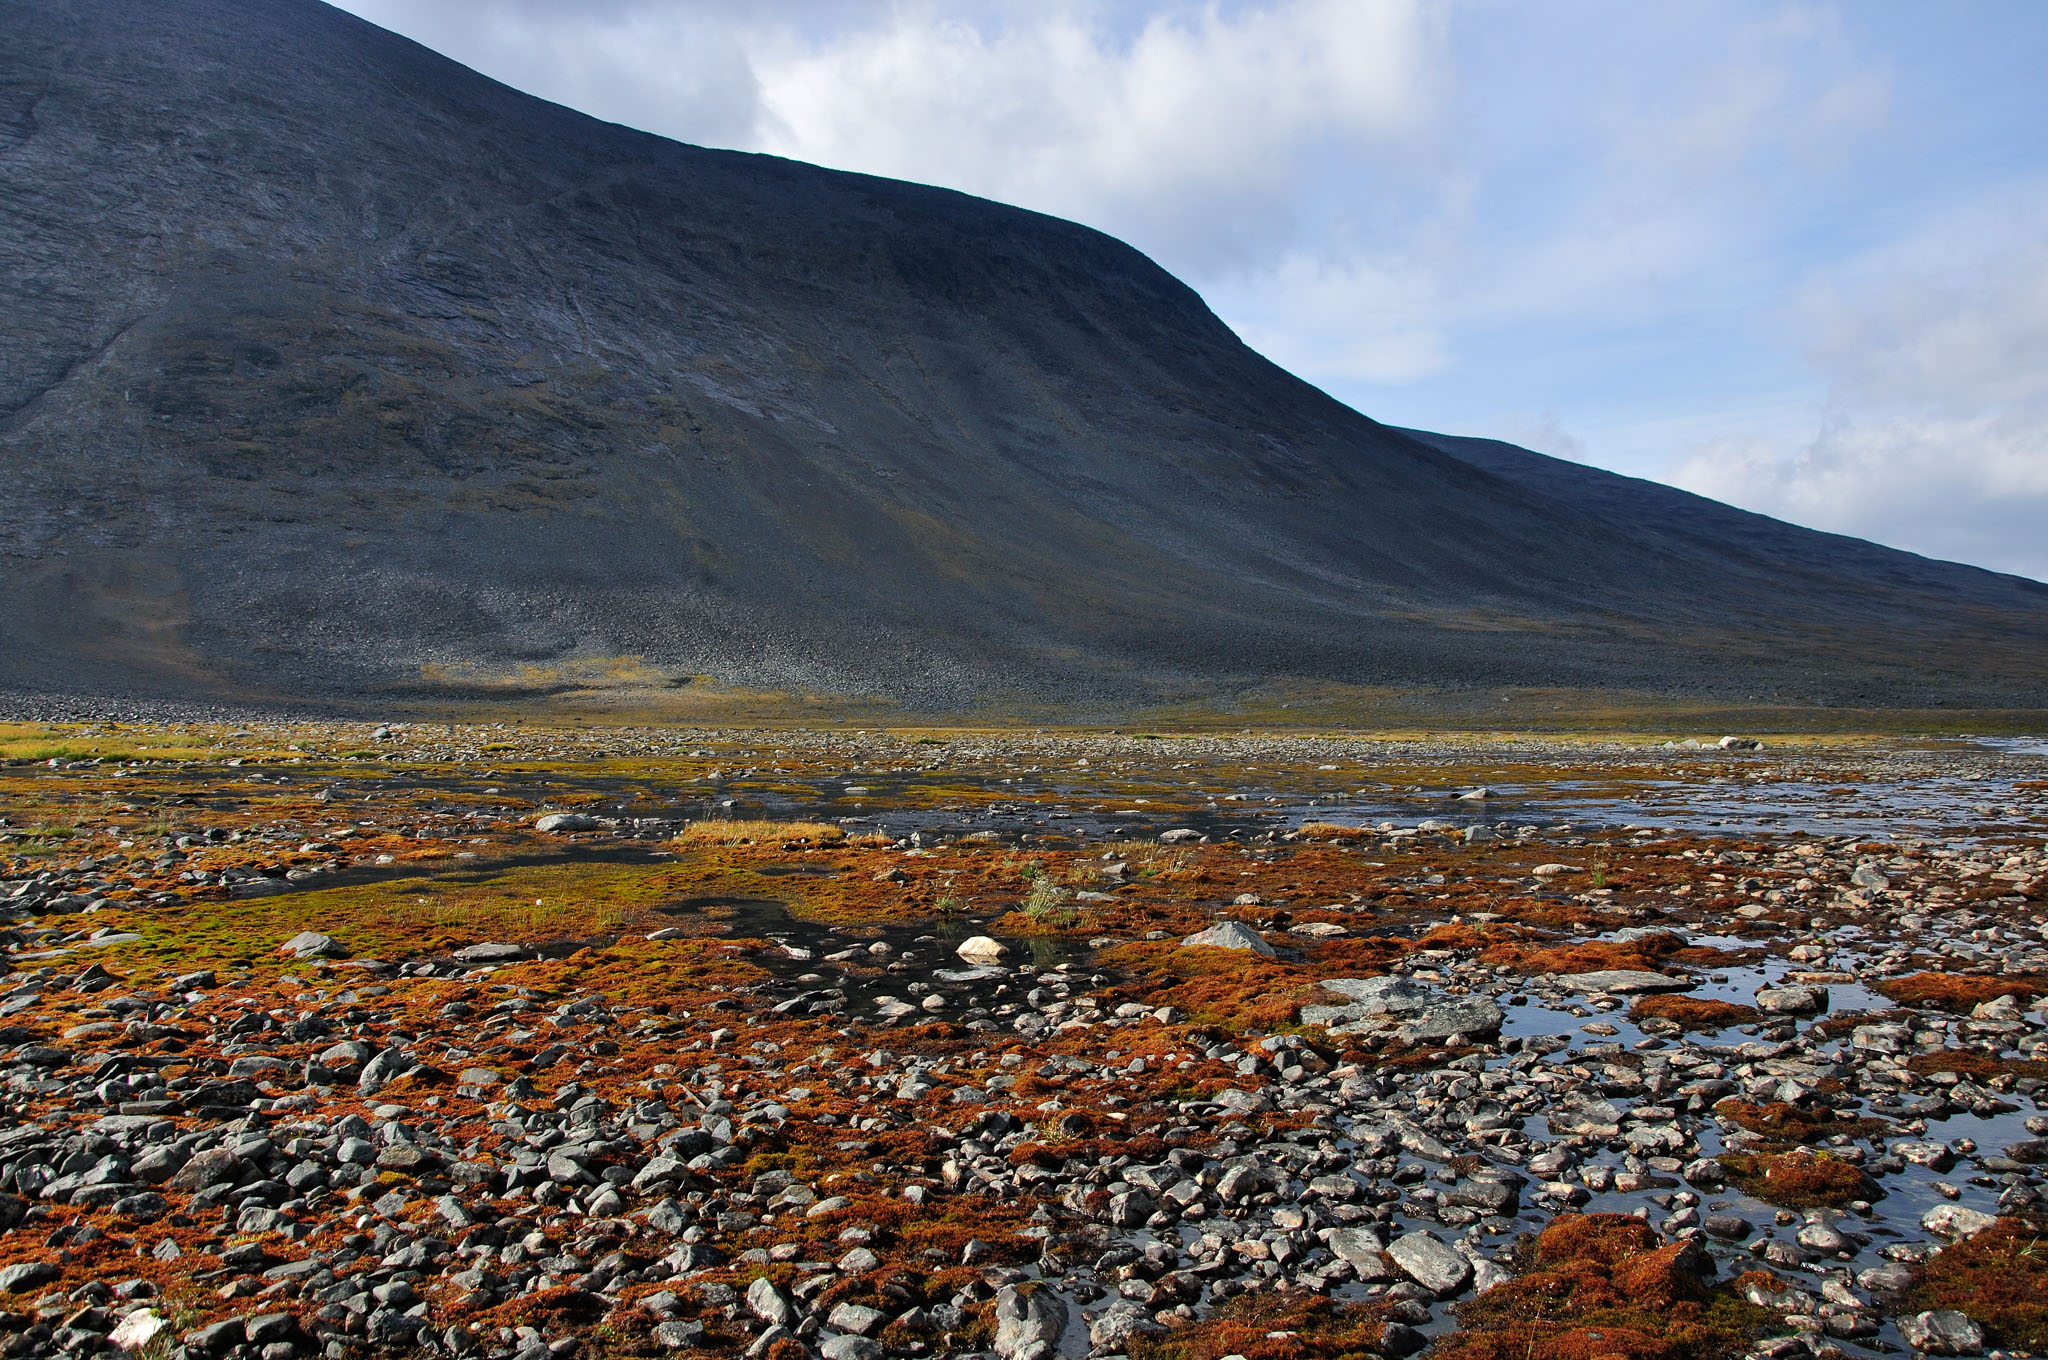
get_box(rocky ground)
[1,721,2046,1360]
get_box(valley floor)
[0,722,2044,1360]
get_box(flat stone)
[827,1302,887,1336]
[1319,976,1430,1013]
[109,1310,167,1350]
[1327,1227,1387,1267]
[452,941,532,964]
[1396,996,1504,1042]
[1557,969,1694,994]
[820,1335,883,1360]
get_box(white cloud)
[1674,412,2048,581]
[340,0,768,148]
[1483,413,1585,464]
[1794,187,2048,411]
[746,0,1449,277]
[1670,179,2048,582]
[1207,251,1450,384]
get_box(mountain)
[3,0,2045,714]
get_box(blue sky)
[330,0,2048,581]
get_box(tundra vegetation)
[0,719,2042,1360]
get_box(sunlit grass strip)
[675,819,845,845]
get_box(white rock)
[1921,1204,1998,1240]
[110,1310,168,1351]
[535,812,600,833]
[955,935,1010,963]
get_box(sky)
[329,0,2048,583]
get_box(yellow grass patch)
[676,819,846,845]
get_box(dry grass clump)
[1296,821,1371,843]
[1874,972,2043,1011]
[1439,1214,1772,1360]
[1630,996,1759,1031]
[1717,1149,1873,1207]
[676,819,845,845]
[1908,1215,2048,1350]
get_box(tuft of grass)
[1022,876,1076,925]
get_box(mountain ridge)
[2,0,2045,714]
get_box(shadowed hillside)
[3,0,2045,713]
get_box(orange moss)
[1484,931,1689,976]
[1906,1050,2048,1082]
[1629,996,1759,1031]
[1874,972,2044,1010]
[1717,1150,1873,1208]
[1439,1215,1773,1360]
[1129,1290,1392,1360]
[1908,1215,2048,1349]
[1092,940,1321,1030]
[1712,1099,1888,1144]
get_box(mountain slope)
[2,0,2045,712]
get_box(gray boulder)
[1088,1301,1163,1350]
[1756,984,1828,1014]
[1897,1310,1984,1356]
[747,1278,797,1328]
[1397,996,1504,1043]
[1386,1229,1472,1296]
[278,931,344,959]
[357,1047,416,1094]
[1181,921,1276,956]
[0,1260,58,1292]
[992,1284,1067,1360]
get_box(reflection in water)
[1027,936,1067,969]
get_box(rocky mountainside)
[3,0,2045,712]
